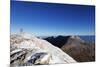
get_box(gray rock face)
[10,33,76,66]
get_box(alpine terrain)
[10,33,76,66]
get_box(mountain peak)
[10,33,76,66]
[67,35,85,45]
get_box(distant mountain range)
[61,35,95,62]
[43,35,70,48]
[10,33,95,66]
[41,35,95,62]
[41,35,95,48]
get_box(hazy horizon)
[11,1,95,36]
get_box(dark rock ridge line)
[44,35,70,48]
[44,35,95,48]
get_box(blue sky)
[11,1,95,36]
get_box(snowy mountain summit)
[10,33,76,66]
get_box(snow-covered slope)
[10,33,76,66]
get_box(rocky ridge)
[10,33,76,66]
